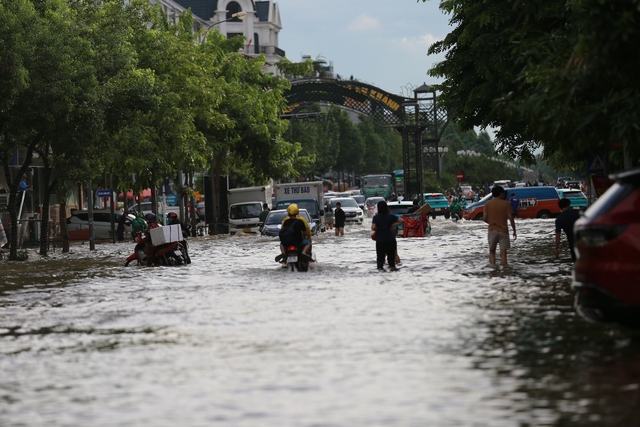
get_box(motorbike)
[125,231,191,266]
[276,244,313,272]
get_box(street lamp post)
[206,11,248,30]
[205,9,247,235]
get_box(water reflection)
[1,218,639,426]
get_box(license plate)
[435,208,441,211]
[243,227,252,233]
[287,255,298,263]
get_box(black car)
[261,209,317,237]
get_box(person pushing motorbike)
[167,212,191,238]
[275,204,313,263]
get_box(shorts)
[488,230,510,251]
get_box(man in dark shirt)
[407,199,420,213]
[334,202,346,236]
[554,198,581,261]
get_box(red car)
[573,168,640,327]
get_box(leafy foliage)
[423,0,640,170]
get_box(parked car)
[261,208,318,237]
[352,195,366,211]
[556,176,573,187]
[459,184,475,200]
[128,201,155,216]
[128,202,179,224]
[66,209,130,240]
[422,193,450,219]
[464,186,561,220]
[329,197,364,223]
[564,180,582,189]
[557,188,588,210]
[195,201,205,221]
[387,201,416,237]
[573,168,640,327]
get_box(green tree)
[424,0,640,170]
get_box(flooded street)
[2,217,640,426]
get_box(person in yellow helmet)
[277,203,312,260]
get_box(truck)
[362,174,394,199]
[227,186,272,235]
[274,181,325,231]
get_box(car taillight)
[576,225,627,247]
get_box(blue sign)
[96,189,112,197]
[588,155,605,174]
[164,194,179,206]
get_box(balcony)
[254,45,286,58]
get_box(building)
[166,0,285,74]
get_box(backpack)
[132,215,148,233]
[279,218,301,246]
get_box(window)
[226,2,242,20]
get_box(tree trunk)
[150,170,157,216]
[38,162,54,256]
[2,156,34,260]
[213,158,224,235]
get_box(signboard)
[456,172,464,182]
[591,174,613,198]
[96,189,112,198]
[588,155,605,174]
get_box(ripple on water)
[1,217,639,426]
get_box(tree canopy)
[0,0,307,256]
[424,0,640,169]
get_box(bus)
[362,174,394,199]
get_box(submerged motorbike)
[125,231,191,266]
[275,244,313,272]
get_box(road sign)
[588,155,605,174]
[456,172,464,182]
[96,189,112,197]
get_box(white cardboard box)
[149,224,183,245]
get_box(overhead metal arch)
[283,79,407,125]
[283,79,450,197]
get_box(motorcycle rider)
[276,204,312,262]
[167,212,190,238]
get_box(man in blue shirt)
[509,193,519,217]
[554,198,581,261]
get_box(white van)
[67,209,130,240]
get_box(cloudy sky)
[277,0,453,97]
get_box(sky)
[277,0,453,97]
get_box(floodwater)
[2,217,640,426]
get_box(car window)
[560,190,586,199]
[583,182,634,219]
[73,212,89,221]
[300,210,312,222]
[275,200,318,216]
[388,205,413,214]
[94,213,113,223]
[331,198,358,208]
[230,203,262,219]
[265,211,288,225]
[352,196,365,204]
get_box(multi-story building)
[158,0,285,74]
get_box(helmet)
[144,213,157,223]
[168,212,178,220]
[287,203,299,215]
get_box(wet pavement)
[1,217,640,426]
